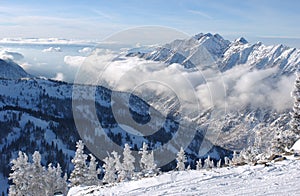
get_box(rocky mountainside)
[127,33,299,151]
[129,33,299,74]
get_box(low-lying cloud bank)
[75,50,295,113]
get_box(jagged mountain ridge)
[128,33,299,74]
[127,33,299,151]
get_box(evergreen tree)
[121,144,136,181]
[231,151,240,165]
[45,163,57,195]
[29,151,46,194]
[145,151,157,175]
[203,155,212,169]
[224,156,231,166]
[9,151,68,195]
[103,156,116,184]
[139,142,148,172]
[46,163,67,195]
[9,151,30,196]
[291,73,300,136]
[139,142,157,176]
[86,154,100,186]
[176,147,186,171]
[69,140,88,187]
[196,159,202,170]
[111,151,122,182]
[217,159,222,168]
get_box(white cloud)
[64,55,86,67]
[75,52,295,113]
[42,47,62,52]
[0,37,97,45]
[79,47,92,54]
[0,49,24,61]
[51,72,64,81]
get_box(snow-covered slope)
[68,158,300,196]
[0,75,231,193]
[292,139,300,152]
[126,33,300,152]
[130,33,299,74]
[0,59,31,79]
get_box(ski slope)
[68,158,300,196]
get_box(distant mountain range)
[129,33,299,74]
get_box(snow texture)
[292,139,300,152]
[69,158,300,196]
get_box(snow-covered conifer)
[9,151,30,196]
[122,144,136,181]
[28,151,46,194]
[217,159,222,168]
[86,154,100,186]
[103,156,116,184]
[196,159,202,170]
[291,73,300,136]
[139,142,157,176]
[176,147,186,171]
[111,151,123,181]
[203,155,211,169]
[46,163,67,195]
[69,140,88,187]
[224,156,231,166]
[139,142,148,172]
[231,151,240,165]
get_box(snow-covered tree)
[203,155,212,169]
[145,151,157,174]
[9,151,68,196]
[46,163,56,195]
[111,151,123,182]
[211,159,215,168]
[103,156,116,184]
[29,151,46,194]
[9,151,30,196]
[239,147,258,164]
[69,140,88,187]
[46,163,68,195]
[176,147,186,171]
[231,151,240,165]
[291,73,300,136]
[196,159,202,170]
[86,154,101,186]
[139,142,157,176]
[224,156,231,166]
[121,144,136,181]
[139,142,148,171]
[217,159,222,168]
[271,72,300,153]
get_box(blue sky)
[0,0,300,46]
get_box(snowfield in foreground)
[69,158,300,196]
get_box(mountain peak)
[0,59,32,79]
[234,37,248,44]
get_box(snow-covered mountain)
[129,33,299,74]
[0,59,31,79]
[0,59,231,194]
[1,32,300,194]
[127,33,300,151]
